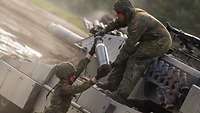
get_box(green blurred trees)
[49,0,114,15]
[49,0,200,36]
[136,0,200,36]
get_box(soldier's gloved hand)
[95,64,112,80]
[111,62,117,68]
[88,38,98,56]
[94,30,106,37]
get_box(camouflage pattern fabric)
[103,7,172,103]
[114,0,135,10]
[55,62,76,80]
[44,58,92,113]
[96,64,112,80]
[114,0,135,22]
[100,61,127,92]
[48,58,90,80]
[44,81,94,113]
[110,57,153,104]
[112,8,172,65]
[75,58,90,78]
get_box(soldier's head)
[114,0,135,23]
[55,62,77,84]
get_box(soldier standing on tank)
[43,41,97,113]
[96,0,172,104]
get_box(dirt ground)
[0,0,87,64]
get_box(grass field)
[32,0,87,32]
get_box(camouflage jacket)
[44,58,92,113]
[46,80,94,113]
[104,8,172,64]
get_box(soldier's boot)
[97,63,126,91]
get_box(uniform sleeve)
[104,19,126,33]
[62,81,94,95]
[124,15,147,54]
[113,15,147,65]
[75,58,90,77]
[113,49,130,66]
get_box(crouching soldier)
[96,0,172,105]
[44,42,97,113]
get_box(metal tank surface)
[76,20,200,113]
[180,85,200,113]
[76,86,141,113]
[0,21,200,113]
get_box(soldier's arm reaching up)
[62,78,96,95]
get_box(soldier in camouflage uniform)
[44,43,97,113]
[96,0,172,104]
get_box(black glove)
[111,62,117,68]
[94,30,106,37]
[95,64,112,80]
[89,38,98,56]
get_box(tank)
[0,21,200,113]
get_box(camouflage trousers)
[109,56,152,104]
[106,39,170,104]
